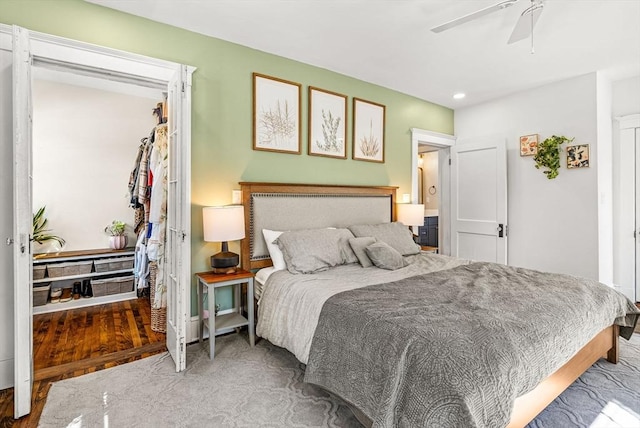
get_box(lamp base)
[210,251,239,272]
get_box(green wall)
[1,0,453,314]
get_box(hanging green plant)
[533,135,574,179]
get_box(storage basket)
[94,256,135,273]
[47,260,93,277]
[117,275,135,293]
[33,265,46,280]
[33,283,51,306]
[149,262,166,333]
[91,277,108,297]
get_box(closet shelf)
[33,248,134,264]
[33,268,134,284]
[32,290,137,315]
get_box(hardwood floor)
[0,298,166,427]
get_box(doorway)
[30,65,165,374]
[411,128,455,255]
[417,148,440,251]
[6,24,193,418]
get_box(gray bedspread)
[304,262,640,428]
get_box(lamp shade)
[202,205,245,242]
[397,203,425,227]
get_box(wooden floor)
[0,298,166,428]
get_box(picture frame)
[520,134,538,156]
[253,73,301,154]
[352,97,385,163]
[567,144,590,168]
[308,86,347,159]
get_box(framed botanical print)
[253,73,301,154]
[567,144,590,168]
[520,134,538,156]
[308,86,347,159]
[352,97,385,163]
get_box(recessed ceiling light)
[453,93,466,100]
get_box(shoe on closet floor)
[72,281,82,300]
[59,288,72,303]
[50,287,62,303]
[82,279,93,298]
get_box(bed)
[239,182,639,428]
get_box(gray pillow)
[276,228,357,274]
[365,241,408,270]
[348,237,377,268]
[348,222,421,256]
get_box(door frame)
[3,23,194,416]
[411,128,456,255]
[615,114,640,302]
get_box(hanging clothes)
[147,123,169,309]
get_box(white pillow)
[262,229,286,271]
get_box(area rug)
[39,333,640,428]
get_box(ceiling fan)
[431,0,545,45]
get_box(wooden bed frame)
[238,181,620,428]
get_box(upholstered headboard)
[239,182,398,270]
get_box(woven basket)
[149,262,167,333]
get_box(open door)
[12,25,33,418]
[450,137,507,264]
[165,65,191,372]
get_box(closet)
[30,70,162,315]
[5,24,193,418]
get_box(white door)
[450,137,507,264]
[12,25,33,418]
[165,65,191,372]
[617,116,639,302]
[636,128,640,302]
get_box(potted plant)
[533,135,574,179]
[32,206,65,253]
[104,220,127,250]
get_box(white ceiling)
[86,0,640,109]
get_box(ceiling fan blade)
[507,2,544,44]
[431,0,521,33]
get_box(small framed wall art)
[567,144,590,168]
[253,72,301,154]
[520,134,538,156]
[352,97,385,163]
[308,86,347,159]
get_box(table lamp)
[397,203,425,241]
[203,205,245,273]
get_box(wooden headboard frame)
[239,182,398,271]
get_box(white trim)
[12,25,33,418]
[0,24,180,82]
[410,128,456,203]
[410,128,456,255]
[617,114,640,130]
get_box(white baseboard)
[0,358,13,390]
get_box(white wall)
[455,73,600,280]
[32,79,158,252]
[0,43,15,390]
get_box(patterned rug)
[39,333,640,427]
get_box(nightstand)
[196,269,255,359]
